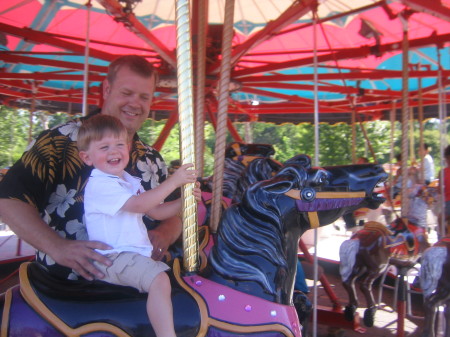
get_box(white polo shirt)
[84,169,153,257]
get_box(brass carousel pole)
[312,7,320,337]
[437,47,448,238]
[417,64,425,184]
[175,0,198,273]
[209,0,235,234]
[351,104,356,163]
[28,82,37,144]
[399,15,410,221]
[82,0,91,116]
[193,0,207,176]
[397,13,410,337]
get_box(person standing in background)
[439,145,450,233]
[423,143,435,185]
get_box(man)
[0,55,182,281]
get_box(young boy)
[78,114,199,337]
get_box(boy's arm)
[146,199,181,220]
[122,163,197,214]
[145,183,201,220]
[122,179,178,214]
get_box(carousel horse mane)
[221,157,247,199]
[233,157,282,203]
[204,142,277,200]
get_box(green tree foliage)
[0,106,29,167]
[0,107,79,168]
[1,105,448,177]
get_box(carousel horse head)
[208,156,387,305]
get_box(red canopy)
[0,0,449,123]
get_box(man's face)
[102,66,155,136]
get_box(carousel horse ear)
[284,154,312,169]
[259,164,307,194]
[260,176,294,194]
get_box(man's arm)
[149,215,182,261]
[0,199,112,280]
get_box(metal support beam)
[208,0,317,74]
[401,0,450,21]
[97,0,177,69]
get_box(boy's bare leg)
[147,272,176,337]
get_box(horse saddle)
[18,262,201,337]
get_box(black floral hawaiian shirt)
[0,113,168,280]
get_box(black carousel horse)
[0,155,387,337]
[420,237,450,337]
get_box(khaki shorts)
[94,252,170,293]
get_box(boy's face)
[79,131,130,178]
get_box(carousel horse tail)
[339,239,359,282]
[420,246,447,298]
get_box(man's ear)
[79,151,92,166]
[102,79,110,99]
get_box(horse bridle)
[285,188,366,229]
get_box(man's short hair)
[107,55,158,85]
[445,145,450,158]
[77,114,128,152]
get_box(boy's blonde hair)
[77,114,128,152]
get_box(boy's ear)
[79,151,92,166]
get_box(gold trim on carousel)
[1,288,13,337]
[18,262,131,337]
[198,226,210,271]
[173,258,210,337]
[231,143,242,156]
[206,317,295,337]
[285,190,366,200]
[308,212,320,229]
[173,259,295,337]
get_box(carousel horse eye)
[301,187,316,202]
[317,171,328,184]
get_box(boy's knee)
[149,272,171,292]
